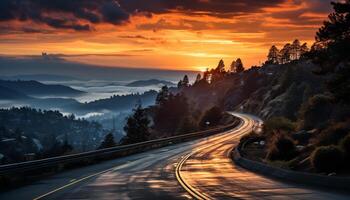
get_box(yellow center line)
[33,162,134,200]
[175,114,255,200]
[33,168,111,200]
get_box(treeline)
[0,107,104,164]
[241,1,350,174]
[116,85,232,145]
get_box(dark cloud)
[118,0,287,16]
[0,0,331,32]
[0,0,129,31]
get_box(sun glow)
[0,1,331,71]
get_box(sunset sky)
[0,0,333,71]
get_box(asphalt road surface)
[1,113,349,200]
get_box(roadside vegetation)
[238,1,350,174]
[121,86,234,145]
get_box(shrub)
[263,117,295,135]
[311,145,344,173]
[298,94,333,130]
[240,131,262,144]
[340,134,350,165]
[316,121,350,146]
[98,133,116,149]
[176,116,198,134]
[199,106,223,127]
[239,131,265,144]
[266,134,297,161]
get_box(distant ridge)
[0,80,85,97]
[0,74,83,81]
[0,56,197,81]
[126,79,175,87]
[0,85,29,100]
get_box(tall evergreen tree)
[230,60,236,72]
[177,75,190,88]
[300,43,309,55]
[235,58,244,73]
[313,1,350,103]
[267,45,280,64]
[313,0,350,68]
[280,43,292,64]
[316,1,350,52]
[195,73,201,83]
[182,75,189,87]
[156,85,169,106]
[216,59,225,72]
[200,106,223,127]
[177,80,183,88]
[99,133,116,149]
[123,104,150,144]
[154,93,189,134]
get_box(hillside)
[0,80,85,97]
[0,107,105,164]
[0,85,29,100]
[179,60,326,122]
[75,90,158,112]
[175,0,350,174]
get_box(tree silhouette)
[200,106,223,127]
[216,59,225,72]
[315,0,350,66]
[178,75,190,88]
[195,73,201,83]
[267,45,280,64]
[154,93,189,134]
[313,1,350,103]
[123,104,150,144]
[235,58,244,73]
[183,75,189,86]
[280,43,291,64]
[230,60,236,72]
[99,133,116,149]
[156,85,169,106]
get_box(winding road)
[1,113,349,199]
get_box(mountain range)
[126,79,175,87]
[0,80,85,98]
[0,56,197,82]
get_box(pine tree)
[230,60,236,72]
[316,1,350,49]
[300,43,309,55]
[177,80,183,88]
[156,85,169,106]
[177,75,189,88]
[315,0,350,66]
[280,43,291,64]
[267,45,280,64]
[235,58,244,73]
[182,75,189,87]
[200,106,223,127]
[216,59,225,72]
[123,104,150,144]
[99,133,116,149]
[195,73,201,83]
[290,39,301,60]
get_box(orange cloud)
[0,0,333,70]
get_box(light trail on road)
[1,113,349,200]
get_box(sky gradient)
[0,0,333,71]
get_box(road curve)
[1,113,349,200]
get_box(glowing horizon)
[0,0,332,71]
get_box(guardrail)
[233,139,350,191]
[0,119,240,186]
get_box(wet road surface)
[1,113,349,200]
